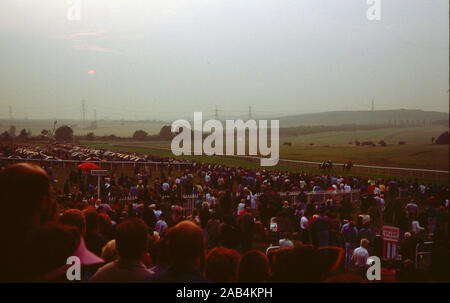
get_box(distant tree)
[8,125,16,137]
[18,128,29,140]
[378,140,387,147]
[398,141,406,145]
[41,129,49,136]
[435,132,449,145]
[86,132,95,141]
[431,137,435,144]
[108,134,118,141]
[0,131,12,142]
[54,125,74,142]
[159,125,173,140]
[355,140,361,146]
[133,130,148,141]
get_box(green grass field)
[81,127,448,184]
[87,127,448,171]
[278,127,449,171]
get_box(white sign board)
[382,225,400,243]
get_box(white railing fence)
[106,189,361,216]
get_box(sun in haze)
[88,69,96,75]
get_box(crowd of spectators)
[0,144,449,282]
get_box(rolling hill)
[278,109,449,127]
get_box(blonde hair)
[360,238,370,248]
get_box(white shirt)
[279,238,294,248]
[154,210,162,220]
[352,246,369,268]
[419,185,426,194]
[411,221,425,234]
[300,216,309,230]
[375,196,385,210]
[237,202,246,215]
[250,193,257,209]
[374,187,381,195]
[207,195,216,208]
[156,219,168,235]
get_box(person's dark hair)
[23,223,79,281]
[167,221,205,267]
[271,245,327,282]
[59,209,86,236]
[0,163,55,282]
[0,163,53,231]
[238,250,271,282]
[152,237,170,267]
[115,218,149,259]
[98,212,112,236]
[83,207,100,234]
[205,247,240,282]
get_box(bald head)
[168,221,205,267]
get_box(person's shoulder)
[88,260,118,282]
[97,260,118,272]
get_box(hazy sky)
[0,0,448,121]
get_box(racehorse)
[343,160,353,172]
[319,160,333,171]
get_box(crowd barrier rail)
[105,189,362,217]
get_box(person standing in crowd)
[238,206,255,253]
[1,144,449,283]
[341,220,358,271]
[299,211,310,244]
[205,247,240,283]
[155,212,168,237]
[405,199,419,220]
[358,223,374,254]
[206,212,221,249]
[83,207,106,257]
[313,208,329,247]
[89,218,153,282]
[398,232,418,261]
[328,212,341,247]
[352,238,370,276]
[199,202,211,229]
[238,250,271,283]
[150,221,210,283]
[0,163,56,282]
